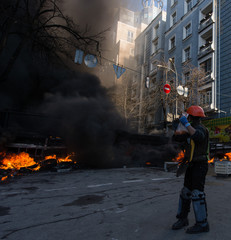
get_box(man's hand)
[179,116,190,127]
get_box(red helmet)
[186,105,206,117]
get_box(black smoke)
[39,71,127,168]
[0,0,180,169]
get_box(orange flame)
[57,155,73,163]
[0,152,76,181]
[208,152,231,164]
[208,157,214,164]
[45,155,57,160]
[224,152,231,160]
[0,152,40,171]
[43,154,73,163]
[1,176,8,181]
[172,150,185,162]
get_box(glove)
[179,116,190,127]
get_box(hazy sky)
[123,0,167,11]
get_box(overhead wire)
[99,55,147,76]
[98,55,231,99]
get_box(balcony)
[152,36,159,42]
[198,15,213,33]
[203,104,214,113]
[203,71,214,84]
[198,43,213,59]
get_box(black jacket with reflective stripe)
[173,123,209,162]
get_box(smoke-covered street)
[1,167,230,240]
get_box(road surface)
[0,166,231,240]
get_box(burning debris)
[0,151,77,182]
[172,150,185,163]
[209,152,231,164]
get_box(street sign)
[177,85,184,95]
[176,85,188,97]
[184,87,188,97]
[113,64,126,79]
[145,77,150,88]
[74,49,84,64]
[84,54,98,68]
[163,84,171,94]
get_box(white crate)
[215,161,231,175]
[164,162,178,172]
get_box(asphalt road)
[0,166,231,240]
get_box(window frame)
[171,11,177,27]
[183,22,192,39]
[185,0,192,14]
[127,31,134,43]
[152,39,158,54]
[184,71,190,84]
[183,45,191,62]
[171,0,177,7]
[153,24,159,39]
[169,35,176,50]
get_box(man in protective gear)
[171,105,210,234]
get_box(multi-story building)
[112,5,163,85]
[97,6,158,87]
[97,4,164,131]
[131,0,231,133]
[165,0,216,117]
[134,11,167,133]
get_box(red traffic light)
[163,84,171,94]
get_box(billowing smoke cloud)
[0,0,129,168]
[39,71,127,168]
[64,0,121,31]
[0,0,180,170]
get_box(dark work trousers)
[184,162,208,192]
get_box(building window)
[153,24,159,39]
[183,23,192,39]
[169,36,176,50]
[171,0,177,6]
[184,72,190,84]
[200,91,212,105]
[207,91,212,104]
[152,40,158,54]
[127,31,134,43]
[171,12,177,26]
[200,58,212,73]
[183,46,191,62]
[185,0,192,14]
[170,57,175,71]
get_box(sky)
[123,0,167,11]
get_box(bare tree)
[0,0,106,81]
[180,61,206,110]
[122,61,207,133]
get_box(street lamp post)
[157,60,179,118]
[169,58,179,118]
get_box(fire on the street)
[44,154,73,163]
[173,150,231,164]
[208,152,231,164]
[0,152,76,182]
[0,152,40,171]
[172,150,185,163]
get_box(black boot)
[172,218,189,230]
[187,190,209,234]
[186,222,209,234]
